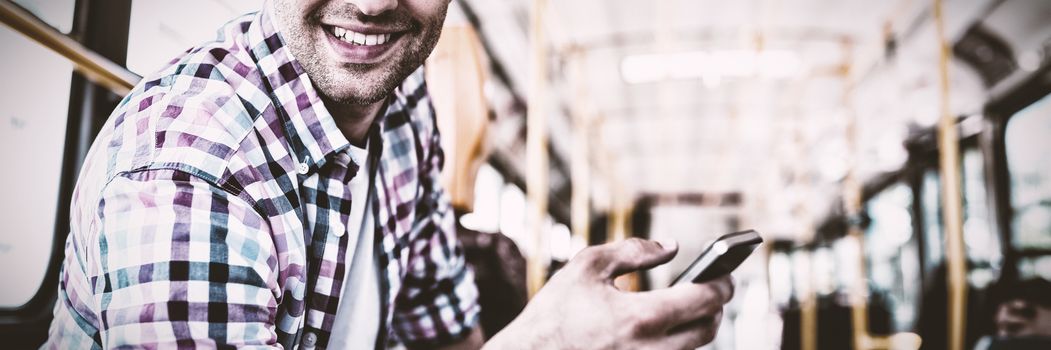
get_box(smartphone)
[669,230,763,286]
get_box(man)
[46,0,733,349]
[978,278,1051,350]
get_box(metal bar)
[0,0,139,96]
[526,0,550,297]
[556,27,852,53]
[932,0,968,349]
[838,38,872,350]
[847,231,870,350]
[800,252,817,350]
[609,199,637,291]
[567,48,591,251]
[796,84,817,350]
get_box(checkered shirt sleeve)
[390,91,480,347]
[90,169,279,348]
[45,7,481,349]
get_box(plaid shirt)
[46,8,478,349]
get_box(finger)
[581,238,678,279]
[635,275,734,328]
[661,310,723,350]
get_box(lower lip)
[324,28,401,64]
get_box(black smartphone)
[669,230,763,286]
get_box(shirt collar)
[244,6,429,175]
[244,5,352,173]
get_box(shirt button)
[297,162,309,175]
[302,332,317,349]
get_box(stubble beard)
[276,6,446,108]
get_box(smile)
[322,25,405,63]
[329,26,394,46]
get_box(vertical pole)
[932,0,968,349]
[526,0,550,298]
[568,49,591,250]
[800,252,818,350]
[794,85,817,350]
[839,38,870,350]
[609,196,637,291]
[847,229,870,350]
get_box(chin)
[323,80,393,106]
[327,66,413,105]
[307,34,431,107]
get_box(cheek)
[402,0,450,24]
[283,0,327,27]
[298,0,327,13]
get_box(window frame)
[985,61,1051,283]
[1001,95,1051,250]
[0,0,132,345]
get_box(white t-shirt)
[328,141,381,349]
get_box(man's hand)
[485,238,735,350]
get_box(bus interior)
[0,0,1049,349]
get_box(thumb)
[589,238,679,279]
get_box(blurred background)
[1,0,1049,349]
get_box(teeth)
[331,26,395,46]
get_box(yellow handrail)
[932,0,968,349]
[0,0,140,96]
[567,47,592,253]
[525,0,550,297]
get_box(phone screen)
[670,230,763,286]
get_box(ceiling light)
[621,50,805,84]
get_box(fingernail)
[655,238,678,252]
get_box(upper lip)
[322,22,408,35]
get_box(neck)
[328,97,386,147]
[269,1,385,147]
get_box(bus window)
[768,248,794,309]
[961,149,1000,287]
[922,171,943,276]
[458,164,504,234]
[126,1,264,76]
[11,0,75,33]
[920,149,1002,288]
[1006,94,1051,279]
[0,25,74,308]
[864,183,919,332]
[1006,95,1051,249]
[1018,256,1051,280]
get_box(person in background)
[976,278,1051,350]
[44,0,734,349]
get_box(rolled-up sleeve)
[93,169,280,348]
[391,114,481,348]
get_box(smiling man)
[44,1,733,349]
